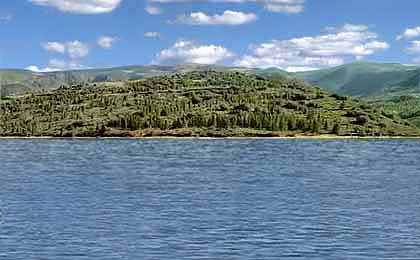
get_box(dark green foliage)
[373,96,420,128]
[0,71,417,137]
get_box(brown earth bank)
[2,127,419,139]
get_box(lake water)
[1,139,420,259]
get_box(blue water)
[1,139,420,259]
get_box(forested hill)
[3,62,420,99]
[0,65,258,96]
[0,71,417,137]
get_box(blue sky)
[1,0,420,72]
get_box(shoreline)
[1,135,420,140]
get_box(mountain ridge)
[295,61,420,97]
[1,61,419,98]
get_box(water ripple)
[1,139,420,259]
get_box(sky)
[1,0,420,72]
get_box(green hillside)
[370,95,420,127]
[2,62,420,99]
[0,70,34,96]
[253,67,291,79]
[0,64,261,96]
[296,62,419,97]
[0,71,417,137]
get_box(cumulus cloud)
[48,58,87,70]
[407,40,420,54]
[41,41,66,53]
[326,23,369,33]
[29,0,122,14]
[397,27,420,41]
[0,13,13,22]
[176,10,257,25]
[396,27,420,63]
[404,41,420,64]
[234,24,389,72]
[39,37,117,70]
[66,41,90,59]
[27,59,88,72]
[145,5,162,15]
[26,65,57,73]
[97,36,117,49]
[153,40,234,65]
[147,0,305,14]
[144,32,161,38]
[42,40,90,58]
[264,3,303,14]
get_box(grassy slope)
[0,71,417,137]
[0,66,179,95]
[0,70,34,96]
[370,96,420,128]
[296,62,419,96]
[291,62,420,127]
[1,62,419,98]
[0,65,289,96]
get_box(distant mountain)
[2,62,420,98]
[0,64,265,96]
[295,62,420,97]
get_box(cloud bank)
[234,24,389,72]
[176,10,257,25]
[29,0,122,14]
[147,0,305,14]
[154,40,234,65]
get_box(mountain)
[1,62,420,98]
[0,65,245,95]
[0,66,178,96]
[0,65,290,96]
[295,62,420,97]
[0,71,417,137]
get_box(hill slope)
[296,62,420,97]
[0,71,417,137]
[0,65,290,96]
[0,65,255,95]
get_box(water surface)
[1,139,420,259]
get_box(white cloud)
[176,10,257,25]
[397,27,420,41]
[264,3,303,14]
[153,40,234,65]
[405,41,420,63]
[27,59,88,72]
[407,40,420,54]
[0,13,13,22]
[48,58,87,70]
[97,36,117,49]
[42,40,90,58]
[397,28,420,63]
[147,0,305,14]
[326,23,369,33]
[234,24,389,72]
[66,41,89,59]
[144,32,161,38]
[41,41,66,53]
[145,5,162,15]
[398,37,420,63]
[29,0,122,14]
[26,65,57,73]
[47,59,69,69]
